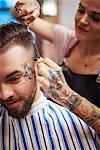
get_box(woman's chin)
[76,33,88,41]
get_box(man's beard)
[2,92,35,119]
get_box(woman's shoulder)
[53,24,78,63]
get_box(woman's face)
[75,0,100,41]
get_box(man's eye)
[7,76,22,84]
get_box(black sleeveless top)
[61,65,100,107]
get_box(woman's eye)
[92,16,100,22]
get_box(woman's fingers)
[15,1,24,10]
[37,58,66,83]
[37,61,64,83]
[11,0,40,24]
[11,1,24,18]
[37,63,51,80]
[16,4,39,17]
[37,58,61,71]
[37,76,49,89]
[20,11,39,24]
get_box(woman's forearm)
[67,92,100,134]
[29,17,54,42]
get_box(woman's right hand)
[11,0,40,25]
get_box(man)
[0,22,99,150]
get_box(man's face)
[0,45,36,118]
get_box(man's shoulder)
[47,100,97,137]
[47,99,79,120]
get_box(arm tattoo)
[48,88,60,99]
[68,93,100,134]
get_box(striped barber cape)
[0,92,99,150]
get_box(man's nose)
[0,83,14,101]
[80,13,89,25]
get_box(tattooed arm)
[67,92,100,134]
[37,58,100,134]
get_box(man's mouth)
[3,99,21,109]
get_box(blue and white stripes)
[0,93,99,150]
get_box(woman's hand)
[36,58,72,107]
[11,0,40,25]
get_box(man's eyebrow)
[6,71,22,78]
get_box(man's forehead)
[0,45,33,62]
[0,46,34,78]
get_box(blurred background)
[0,0,79,57]
[0,0,17,24]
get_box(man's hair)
[0,22,36,55]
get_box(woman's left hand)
[36,58,72,107]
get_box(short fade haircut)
[0,22,39,59]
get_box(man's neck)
[34,85,41,103]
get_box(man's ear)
[34,57,44,79]
[34,61,38,78]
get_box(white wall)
[59,0,79,29]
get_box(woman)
[11,0,100,133]
[11,0,100,107]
